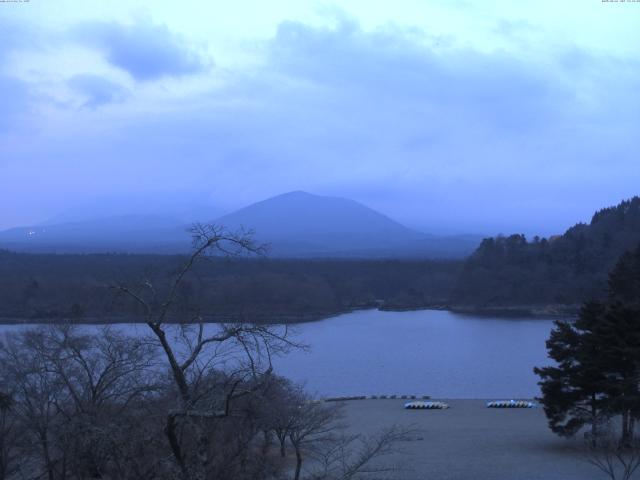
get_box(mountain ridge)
[0,191,481,258]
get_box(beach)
[340,399,602,480]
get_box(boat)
[486,400,535,408]
[404,401,449,409]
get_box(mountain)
[0,191,482,257]
[453,196,640,308]
[213,191,420,254]
[0,214,190,254]
[41,192,224,225]
[213,191,480,257]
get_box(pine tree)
[534,302,609,443]
[608,244,640,309]
[600,245,640,444]
[535,243,640,445]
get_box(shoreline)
[0,303,578,325]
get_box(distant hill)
[453,196,640,309]
[213,191,420,255]
[0,215,189,254]
[0,191,482,258]
[41,192,224,225]
[214,191,480,258]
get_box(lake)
[0,309,557,399]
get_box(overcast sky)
[1,0,639,235]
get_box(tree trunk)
[279,436,286,458]
[39,431,55,480]
[195,425,210,480]
[293,443,302,480]
[622,410,631,446]
[165,414,190,480]
[150,324,193,479]
[590,396,598,448]
[262,430,272,456]
[148,324,191,405]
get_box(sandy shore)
[339,399,603,480]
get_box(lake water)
[0,309,557,399]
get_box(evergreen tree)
[534,302,609,443]
[457,197,640,307]
[535,243,640,445]
[608,244,640,309]
[597,304,640,445]
[601,245,640,444]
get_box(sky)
[1,0,639,236]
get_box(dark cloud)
[76,19,208,81]
[68,74,128,108]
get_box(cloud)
[0,19,35,134]
[267,19,570,135]
[76,19,208,81]
[2,16,639,235]
[0,16,41,62]
[136,19,639,232]
[68,74,128,108]
[0,76,32,134]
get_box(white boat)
[486,400,535,408]
[404,401,449,409]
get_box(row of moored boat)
[404,400,536,410]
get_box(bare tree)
[0,391,21,480]
[288,398,344,480]
[1,329,68,480]
[282,387,415,480]
[584,423,640,480]
[255,375,301,458]
[0,325,162,480]
[310,425,416,480]
[112,224,300,480]
[0,224,413,480]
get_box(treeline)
[4,196,640,322]
[0,250,461,323]
[454,197,640,309]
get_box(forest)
[454,197,640,310]
[2,197,640,323]
[0,250,460,323]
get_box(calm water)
[0,309,557,398]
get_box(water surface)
[0,309,557,398]
[273,309,555,398]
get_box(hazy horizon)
[4,188,635,239]
[2,1,639,236]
